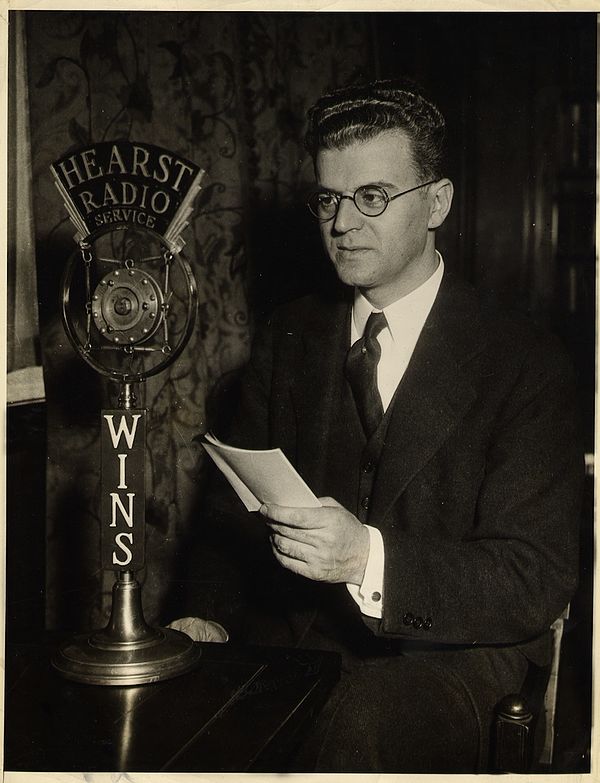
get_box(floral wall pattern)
[25,11,373,630]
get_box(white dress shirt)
[346,253,444,618]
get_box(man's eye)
[318,193,336,207]
[359,188,386,206]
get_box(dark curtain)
[8,13,40,376]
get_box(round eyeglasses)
[307,180,437,221]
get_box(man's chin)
[331,259,375,289]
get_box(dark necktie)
[345,311,388,438]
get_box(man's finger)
[266,521,318,545]
[271,543,316,578]
[271,532,311,562]
[260,503,324,528]
[272,548,305,574]
[271,544,329,582]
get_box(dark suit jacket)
[197,272,582,669]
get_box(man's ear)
[428,179,454,229]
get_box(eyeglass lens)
[309,185,389,220]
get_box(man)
[173,80,582,772]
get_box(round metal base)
[52,626,202,686]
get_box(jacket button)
[361,496,370,510]
[423,617,432,630]
[403,612,414,626]
[371,591,381,602]
[412,616,423,629]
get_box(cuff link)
[371,591,382,602]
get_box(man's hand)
[260,496,370,585]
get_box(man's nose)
[332,195,362,233]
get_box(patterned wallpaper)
[25,10,373,629]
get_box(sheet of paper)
[202,433,321,512]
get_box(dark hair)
[304,79,446,181]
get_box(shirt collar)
[352,251,444,342]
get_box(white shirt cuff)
[346,524,384,619]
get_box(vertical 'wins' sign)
[101,410,146,571]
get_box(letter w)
[103,414,141,449]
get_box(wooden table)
[4,636,340,772]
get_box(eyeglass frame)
[307,179,438,222]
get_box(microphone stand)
[52,380,202,686]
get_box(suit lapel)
[371,275,486,524]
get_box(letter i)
[118,453,128,489]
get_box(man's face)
[315,130,441,307]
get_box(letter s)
[112,532,134,567]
